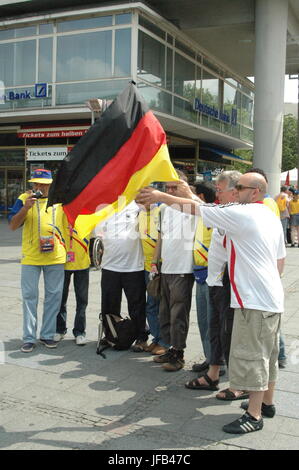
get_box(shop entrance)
[0,167,25,216]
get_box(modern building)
[0,0,298,214]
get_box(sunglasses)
[235,184,257,191]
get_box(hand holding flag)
[47,82,178,238]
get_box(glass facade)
[0,8,254,145]
[136,16,254,144]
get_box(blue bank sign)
[1,83,48,101]
[194,98,237,126]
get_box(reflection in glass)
[174,97,197,123]
[175,40,195,59]
[139,16,165,39]
[138,32,165,87]
[241,94,254,127]
[57,31,112,81]
[56,80,130,105]
[174,53,195,99]
[115,14,132,24]
[39,24,53,35]
[166,47,173,92]
[57,16,112,32]
[0,29,14,40]
[38,38,53,82]
[15,26,36,38]
[201,69,219,107]
[137,82,172,114]
[0,41,36,86]
[114,29,131,77]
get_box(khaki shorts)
[229,308,281,392]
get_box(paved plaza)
[0,218,299,450]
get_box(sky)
[284,75,298,103]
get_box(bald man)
[137,172,285,435]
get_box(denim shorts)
[290,214,299,226]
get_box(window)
[57,16,112,33]
[38,38,53,82]
[139,16,165,40]
[0,41,36,86]
[56,79,129,105]
[241,93,254,127]
[138,31,165,87]
[56,31,112,82]
[114,29,131,77]
[174,53,195,99]
[201,69,219,107]
[115,13,132,25]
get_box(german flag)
[47,82,178,238]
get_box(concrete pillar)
[253,0,288,196]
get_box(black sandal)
[216,388,250,401]
[185,373,219,391]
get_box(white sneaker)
[75,335,87,346]
[53,333,65,342]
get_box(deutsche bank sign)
[1,83,48,101]
[194,98,237,126]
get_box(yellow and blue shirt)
[64,225,90,271]
[193,217,213,284]
[9,193,66,266]
[138,205,160,272]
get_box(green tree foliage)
[282,114,298,172]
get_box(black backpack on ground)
[96,313,138,358]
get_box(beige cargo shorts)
[229,308,281,392]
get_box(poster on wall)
[26,147,68,161]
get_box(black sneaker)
[40,339,58,349]
[279,359,287,369]
[153,348,174,363]
[21,342,35,353]
[223,412,264,434]
[241,401,276,418]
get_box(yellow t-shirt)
[263,196,280,218]
[15,193,66,265]
[64,225,91,271]
[289,199,299,215]
[138,205,160,272]
[193,218,212,267]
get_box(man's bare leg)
[263,381,275,405]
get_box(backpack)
[96,313,138,358]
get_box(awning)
[201,146,252,165]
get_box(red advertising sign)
[18,129,88,138]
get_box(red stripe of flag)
[64,111,165,226]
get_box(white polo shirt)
[201,202,286,313]
[100,201,144,272]
[159,204,198,274]
[206,228,227,287]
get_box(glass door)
[0,168,25,215]
[7,169,25,212]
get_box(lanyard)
[36,200,55,240]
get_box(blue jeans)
[21,264,65,343]
[144,271,168,347]
[281,218,288,243]
[196,281,211,363]
[279,333,287,361]
[56,269,89,337]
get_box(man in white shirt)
[99,201,148,350]
[137,172,285,434]
[151,177,198,372]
